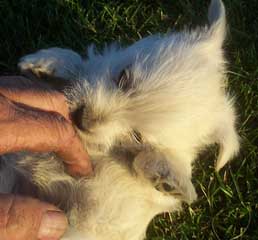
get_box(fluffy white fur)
[19,0,239,173]
[0,0,239,239]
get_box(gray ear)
[133,149,197,204]
[207,0,226,46]
[208,0,225,25]
[115,68,133,91]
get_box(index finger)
[57,135,93,176]
[0,95,92,176]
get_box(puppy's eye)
[133,130,142,144]
[162,183,175,192]
[71,106,86,131]
[115,67,133,91]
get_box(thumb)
[0,194,68,240]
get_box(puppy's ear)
[115,67,133,91]
[207,0,226,47]
[133,150,197,204]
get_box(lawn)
[0,0,257,239]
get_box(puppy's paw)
[18,47,84,80]
[133,149,197,204]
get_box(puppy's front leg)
[18,47,86,81]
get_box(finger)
[57,136,92,176]
[0,194,68,240]
[0,97,91,176]
[0,101,68,154]
[0,76,70,120]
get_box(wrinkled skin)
[0,76,92,240]
[0,194,68,240]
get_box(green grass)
[0,0,257,239]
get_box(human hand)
[0,75,92,176]
[0,75,92,240]
[0,194,68,240]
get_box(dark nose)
[71,105,87,131]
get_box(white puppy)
[1,0,239,239]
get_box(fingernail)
[38,210,68,240]
[68,161,93,177]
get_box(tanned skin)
[0,76,92,240]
